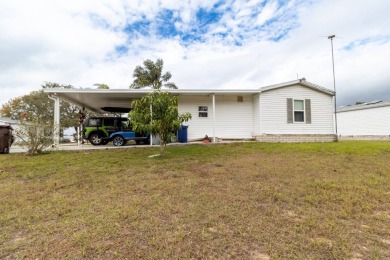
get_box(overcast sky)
[1,0,389,107]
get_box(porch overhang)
[43,88,260,114]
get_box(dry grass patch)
[0,141,389,258]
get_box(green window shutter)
[305,99,311,124]
[287,98,293,123]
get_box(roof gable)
[260,78,335,96]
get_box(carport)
[44,88,260,149]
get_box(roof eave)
[43,89,261,95]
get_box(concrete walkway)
[9,139,254,154]
[9,143,158,154]
[8,141,213,154]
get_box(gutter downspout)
[48,94,60,150]
[212,93,216,143]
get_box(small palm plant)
[130,59,177,90]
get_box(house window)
[294,100,305,122]
[198,106,208,118]
[287,98,311,124]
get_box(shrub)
[15,113,55,155]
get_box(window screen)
[294,100,304,122]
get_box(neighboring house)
[44,78,336,143]
[337,101,390,140]
[0,118,20,131]
[0,117,19,127]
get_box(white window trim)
[198,105,209,118]
[293,99,305,123]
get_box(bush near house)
[0,141,389,259]
[14,115,54,156]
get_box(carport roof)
[44,88,260,114]
[44,79,333,114]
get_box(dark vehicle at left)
[0,125,14,154]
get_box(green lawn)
[1,141,390,259]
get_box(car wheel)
[89,133,102,145]
[112,135,126,146]
[101,140,109,145]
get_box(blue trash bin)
[178,125,188,143]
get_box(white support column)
[150,103,153,146]
[49,94,60,150]
[212,93,216,143]
[77,126,80,146]
[258,94,262,134]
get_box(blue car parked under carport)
[109,131,150,146]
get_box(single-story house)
[337,101,390,140]
[44,78,336,147]
[0,117,19,128]
[0,118,20,136]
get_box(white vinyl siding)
[260,85,334,134]
[252,94,261,135]
[338,105,390,135]
[178,95,254,140]
[178,96,213,140]
[214,95,254,138]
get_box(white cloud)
[256,0,278,26]
[1,0,390,108]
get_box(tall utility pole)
[328,35,338,140]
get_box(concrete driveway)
[9,142,155,154]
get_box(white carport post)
[49,94,60,150]
[150,103,153,146]
[212,93,216,143]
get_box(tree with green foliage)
[0,82,80,129]
[94,83,110,89]
[130,58,178,89]
[130,91,191,154]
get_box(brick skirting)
[256,134,337,143]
